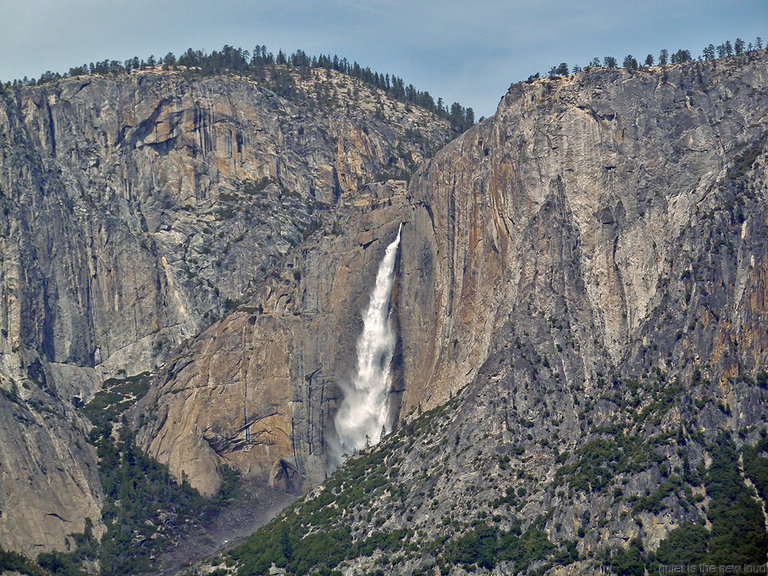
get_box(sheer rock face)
[0,388,103,556]
[342,54,768,567]
[0,68,450,389]
[188,55,768,575]
[402,53,768,411]
[0,68,452,552]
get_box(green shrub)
[652,524,708,567]
[607,538,644,576]
[0,545,48,576]
[704,434,768,566]
[80,372,151,429]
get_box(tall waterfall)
[334,224,402,460]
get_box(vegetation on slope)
[205,399,768,576]
[11,372,243,576]
[0,546,51,576]
[204,400,580,576]
[606,433,768,575]
[88,375,242,576]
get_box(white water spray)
[334,224,402,459]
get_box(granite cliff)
[141,51,768,494]
[0,65,453,555]
[3,48,768,575]
[209,51,768,575]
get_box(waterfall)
[334,224,402,460]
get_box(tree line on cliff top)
[2,44,476,134]
[546,35,764,77]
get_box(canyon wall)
[2,51,768,562]
[141,53,768,500]
[0,67,452,552]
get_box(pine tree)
[717,43,727,58]
[465,107,475,126]
[671,49,692,64]
[450,102,464,128]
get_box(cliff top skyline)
[2,0,766,118]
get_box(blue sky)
[1,0,765,117]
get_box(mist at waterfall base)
[331,224,402,466]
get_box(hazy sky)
[1,0,765,117]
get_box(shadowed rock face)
[0,67,453,553]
